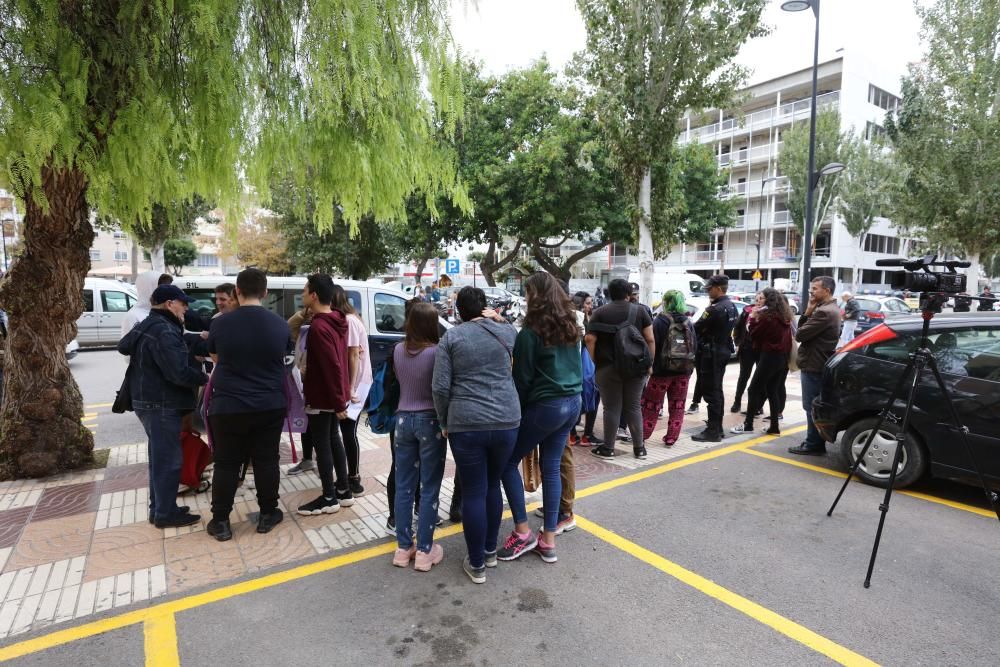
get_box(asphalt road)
[5,425,998,665]
[71,349,150,450]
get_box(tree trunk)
[414,251,432,287]
[0,166,95,479]
[967,252,983,292]
[130,239,139,282]
[637,166,655,306]
[150,244,165,273]
[853,233,866,291]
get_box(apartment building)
[615,51,913,292]
[0,189,21,273]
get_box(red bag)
[180,430,213,489]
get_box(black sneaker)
[685,403,699,414]
[691,429,722,443]
[385,515,396,531]
[154,511,201,529]
[730,402,741,413]
[297,495,340,515]
[335,487,355,507]
[257,508,284,534]
[348,475,365,496]
[148,505,189,525]
[633,445,648,459]
[207,518,233,541]
[591,445,616,460]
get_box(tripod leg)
[925,357,1000,521]
[827,361,913,517]
[863,357,924,588]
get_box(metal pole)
[800,0,821,306]
[755,180,766,292]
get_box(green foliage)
[886,0,1000,258]
[649,143,736,258]
[0,0,466,234]
[576,0,768,189]
[779,111,846,236]
[835,136,904,244]
[163,238,198,275]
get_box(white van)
[627,271,706,299]
[77,278,139,347]
[178,275,450,368]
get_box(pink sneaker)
[392,545,416,568]
[535,531,557,563]
[414,544,444,572]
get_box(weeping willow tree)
[0,1,466,479]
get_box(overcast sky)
[449,0,925,88]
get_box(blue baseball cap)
[151,285,196,305]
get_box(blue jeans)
[393,411,446,553]
[449,428,518,569]
[135,408,185,522]
[800,371,825,449]
[502,395,581,533]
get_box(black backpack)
[589,304,652,378]
[658,313,695,374]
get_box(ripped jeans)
[393,410,446,552]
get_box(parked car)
[852,295,913,334]
[812,312,1000,489]
[178,276,451,368]
[77,278,140,347]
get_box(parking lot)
[2,419,997,665]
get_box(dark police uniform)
[694,294,738,435]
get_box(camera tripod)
[826,293,1000,588]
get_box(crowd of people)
[114,265,853,581]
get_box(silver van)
[78,277,139,347]
[178,276,449,368]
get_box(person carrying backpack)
[639,290,697,447]
[584,278,654,460]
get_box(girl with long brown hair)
[497,272,582,563]
[731,287,792,436]
[390,301,447,572]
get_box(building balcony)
[731,210,792,229]
[721,176,790,199]
[719,142,781,168]
[681,91,841,145]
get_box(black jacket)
[118,309,207,410]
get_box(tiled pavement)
[0,371,806,641]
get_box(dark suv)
[812,313,1000,489]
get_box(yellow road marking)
[741,449,997,519]
[85,403,114,409]
[575,515,878,667]
[575,426,807,500]
[82,413,98,419]
[143,613,180,667]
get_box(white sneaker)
[286,460,316,476]
[616,428,632,442]
[730,424,750,434]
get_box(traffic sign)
[752,269,763,280]
[445,259,460,275]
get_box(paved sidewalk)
[0,369,807,642]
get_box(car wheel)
[839,417,928,488]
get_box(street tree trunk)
[150,244,165,273]
[853,233,866,291]
[130,239,139,282]
[637,166,655,306]
[0,166,95,479]
[414,251,432,287]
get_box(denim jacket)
[118,309,207,410]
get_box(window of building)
[89,249,101,261]
[865,121,887,141]
[861,269,883,284]
[863,234,900,254]
[868,85,900,112]
[113,250,128,261]
[112,230,127,240]
[197,253,219,267]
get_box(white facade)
[622,52,915,293]
[0,189,21,273]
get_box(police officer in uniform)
[692,275,739,442]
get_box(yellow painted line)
[85,403,114,409]
[575,515,878,667]
[741,449,997,519]
[575,425,807,500]
[143,613,180,667]
[82,413,98,419]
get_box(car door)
[98,290,135,344]
[369,290,407,368]
[77,289,100,346]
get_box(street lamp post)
[755,176,780,292]
[781,0,822,304]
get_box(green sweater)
[512,327,583,405]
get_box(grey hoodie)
[432,319,520,433]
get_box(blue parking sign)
[445,259,460,275]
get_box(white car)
[77,277,139,347]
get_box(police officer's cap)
[706,275,729,288]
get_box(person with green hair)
[640,289,697,446]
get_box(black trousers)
[744,352,787,430]
[691,351,704,404]
[698,347,731,432]
[338,417,361,479]
[309,412,349,497]
[209,409,285,521]
[733,349,758,406]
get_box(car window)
[939,327,1000,380]
[855,299,880,312]
[883,299,907,313]
[83,290,94,313]
[289,289,362,316]
[374,292,406,333]
[101,291,131,313]
[185,289,219,318]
